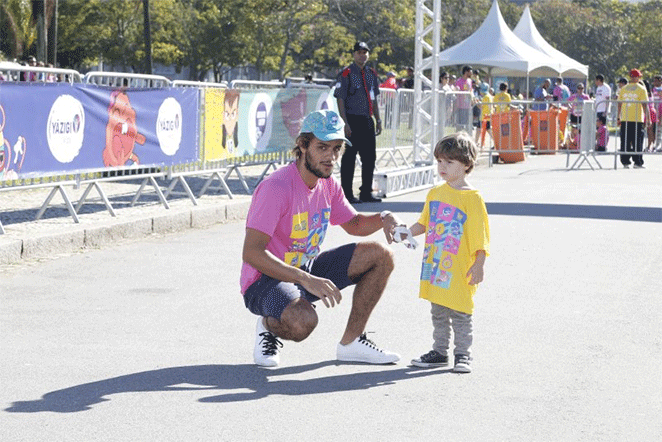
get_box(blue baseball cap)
[299,110,352,146]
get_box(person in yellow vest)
[493,82,512,114]
[478,85,493,149]
[617,69,650,168]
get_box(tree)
[292,20,354,78]
[0,0,35,60]
[626,0,662,78]
[325,0,415,75]
[175,0,253,81]
[531,0,629,82]
[10,0,660,84]
[57,0,144,70]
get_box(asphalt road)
[1,155,661,441]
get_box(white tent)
[513,5,588,78]
[432,0,560,79]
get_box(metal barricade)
[83,71,171,88]
[0,63,82,84]
[1,76,425,234]
[172,80,227,88]
[376,87,409,168]
[229,80,284,89]
[286,77,335,88]
[653,97,662,152]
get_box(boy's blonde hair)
[434,131,477,174]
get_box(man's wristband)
[380,210,391,220]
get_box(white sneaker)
[253,317,282,367]
[337,332,400,364]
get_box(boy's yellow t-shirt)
[618,83,648,122]
[416,183,490,315]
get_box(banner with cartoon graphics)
[202,87,338,161]
[0,82,199,180]
[75,84,199,169]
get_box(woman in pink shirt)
[568,83,590,126]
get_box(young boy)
[596,115,608,152]
[399,132,490,373]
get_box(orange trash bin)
[490,110,525,163]
[529,109,559,154]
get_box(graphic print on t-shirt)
[284,208,331,267]
[420,201,467,289]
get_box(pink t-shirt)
[454,77,473,109]
[240,162,357,293]
[568,93,590,116]
[652,86,662,116]
[552,84,570,102]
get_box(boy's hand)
[393,226,418,249]
[466,261,484,285]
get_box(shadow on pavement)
[376,201,661,223]
[4,362,449,413]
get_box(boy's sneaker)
[411,350,449,368]
[453,354,472,373]
[254,318,282,367]
[337,332,400,364]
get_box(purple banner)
[0,83,199,180]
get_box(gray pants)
[431,303,473,357]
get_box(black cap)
[353,41,370,52]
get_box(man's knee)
[279,299,318,342]
[349,241,395,278]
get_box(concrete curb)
[0,199,252,265]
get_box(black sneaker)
[411,350,449,368]
[346,195,362,204]
[453,354,472,373]
[360,194,382,203]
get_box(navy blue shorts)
[243,243,357,320]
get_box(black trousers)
[341,114,376,198]
[619,121,644,166]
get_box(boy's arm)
[409,222,426,237]
[466,250,487,286]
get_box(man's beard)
[304,150,332,179]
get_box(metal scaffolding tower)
[413,0,441,165]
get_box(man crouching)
[240,109,401,367]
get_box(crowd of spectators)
[376,64,661,156]
[0,56,61,83]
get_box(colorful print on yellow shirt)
[421,201,467,289]
[284,208,331,268]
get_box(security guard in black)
[334,41,382,203]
